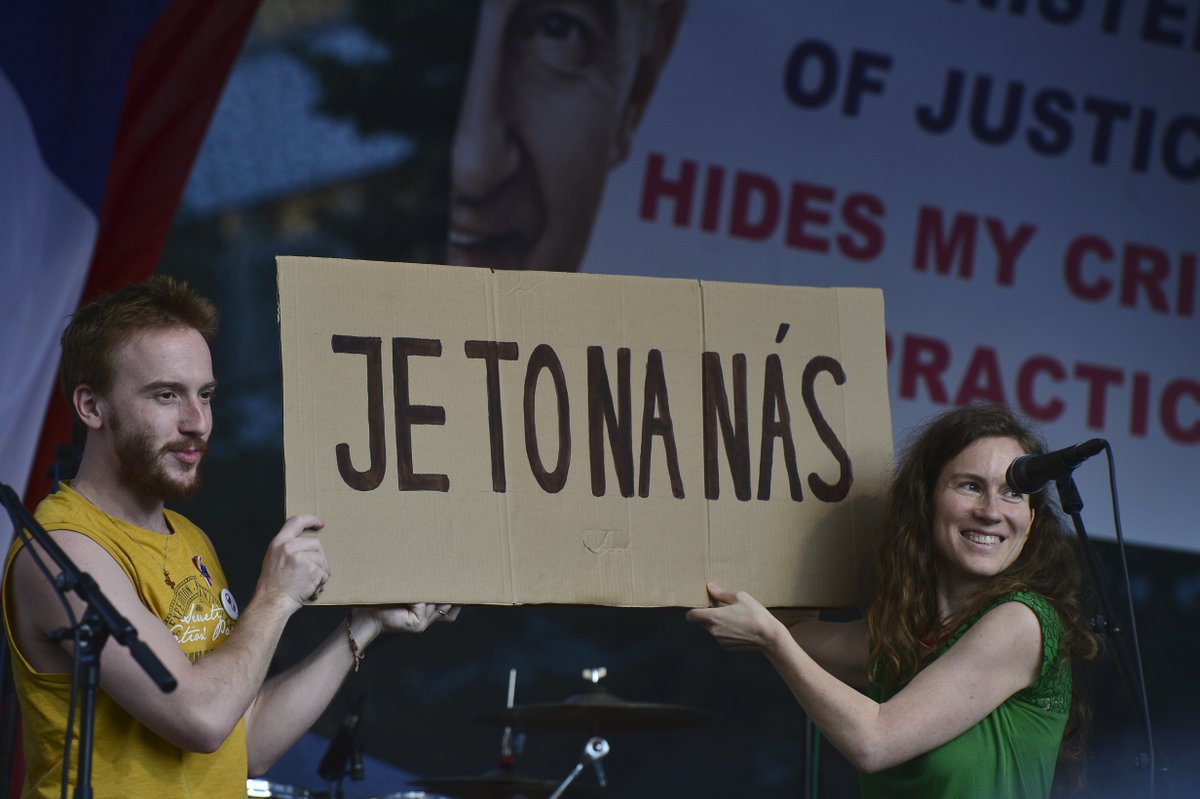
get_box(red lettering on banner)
[1131,371,1152,437]
[955,346,1006,405]
[1017,356,1067,422]
[730,171,780,240]
[639,153,886,262]
[1064,234,1198,317]
[640,153,695,225]
[1064,235,1114,301]
[892,331,1200,445]
[1074,362,1124,430]
[842,193,887,261]
[700,165,726,232]
[1162,380,1200,443]
[784,181,835,253]
[912,206,1035,286]
[898,334,951,403]
[986,218,1036,286]
[1122,243,1173,312]
[1179,251,1198,317]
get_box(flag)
[0,0,261,543]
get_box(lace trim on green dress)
[930,590,1071,715]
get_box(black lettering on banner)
[948,0,1085,25]
[843,49,892,116]
[915,67,1200,183]
[392,337,449,492]
[639,349,685,498]
[1101,0,1122,34]
[588,346,635,498]
[703,352,751,501]
[1140,0,1200,49]
[465,340,520,492]
[1083,97,1130,164]
[331,335,386,491]
[1163,115,1200,181]
[1028,88,1074,156]
[758,354,803,501]
[803,356,854,502]
[524,344,571,493]
[916,69,1028,144]
[970,74,1024,145]
[783,40,839,110]
[782,39,892,117]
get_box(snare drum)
[246,779,314,798]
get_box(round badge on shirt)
[221,588,240,620]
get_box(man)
[446,0,686,272]
[2,276,458,797]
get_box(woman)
[687,403,1101,798]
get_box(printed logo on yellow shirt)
[165,575,236,661]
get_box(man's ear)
[611,0,687,166]
[73,384,105,431]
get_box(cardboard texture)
[277,257,892,608]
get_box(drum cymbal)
[411,772,600,799]
[472,691,719,733]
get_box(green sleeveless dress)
[859,591,1070,799]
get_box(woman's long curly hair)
[865,403,1102,778]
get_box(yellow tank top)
[2,482,248,798]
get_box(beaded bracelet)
[346,613,364,672]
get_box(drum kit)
[248,667,719,799]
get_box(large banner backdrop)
[531,1,1197,552]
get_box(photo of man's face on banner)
[446,0,685,272]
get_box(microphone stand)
[318,693,368,798]
[1055,474,1159,797]
[0,629,19,798]
[0,484,176,799]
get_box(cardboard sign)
[278,257,892,608]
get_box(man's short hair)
[59,275,219,403]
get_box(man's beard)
[111,415,208,503]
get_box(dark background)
[153,2,1198,796]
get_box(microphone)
[1006,439,1106,494]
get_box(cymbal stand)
[548,737,609,799]
[499,668,524,769]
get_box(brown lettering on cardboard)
[392,337,449,492]
[331,334,386,491]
